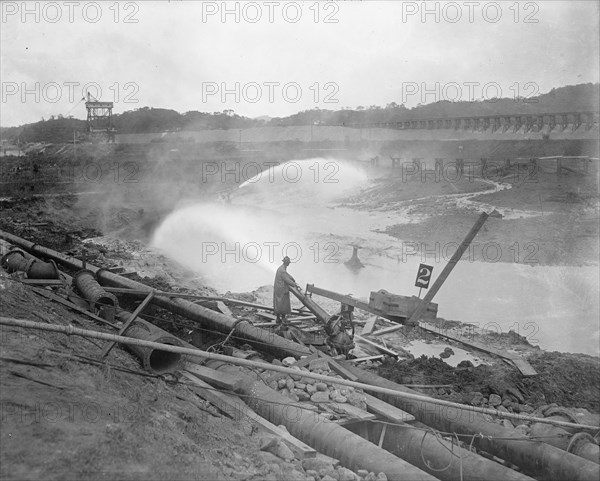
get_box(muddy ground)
[1,140,599,480]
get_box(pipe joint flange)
[22,257,36,273]
[545,407,580,424]
[568,432,597,455]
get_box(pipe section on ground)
[1,249,59,279]
[114,310,183,374]
[73,270,118,310]
[340,362,600,481]
[530,418,600,464]
[0,230,311,359]
[372,421,536,481]
[95,269,312,360]
[209,363,439,481]
[568,433,600,465]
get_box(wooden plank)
[252,322,277,328]
[255,312,303,325]
[30,287,118,329]
[361,317,378,335]
[417,322,537,377]
[184,363,244,392]
[363,392,415,423]
[315,351,358,382]
[182,373,316,458]
[101,291,154,358]
[328,360,358,381]
[330,402,377,425]
[301,326,324,333]
[355,335,400,358]
[20,279,65,286]
[348,355,384,363]
[370,324,405,336]
[291,353,319,369]
[510,358,538,377]
[215,301,234,317]
[120,271,138,278]
[287,315,317,322]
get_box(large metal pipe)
[530,418,600,464]
[1,249,59,279]
[73,269,118,310]
[0,230,312,359]
[114,309,183,374]
[568,433,600,465]
[339,362,600,481]
[209,363,439,481]
[371,421,536,481]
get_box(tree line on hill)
[1,83,597,144]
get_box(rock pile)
[267,357,368,417]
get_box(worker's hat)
[282,256,291,263]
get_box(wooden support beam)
[316,351,359,382]
[331,403,377,425]
[348,355,385,363]
[101,291,154,358]
[291,353,319,369]
[215,301,233,317]
[355,335,400,358]
[19,279,65,286]
[184,363,244,392]
[378,423,388,447]
[255,312,303,325]
[361,317,378,335]
[287,315,317,322]
[363,393,415,423]
[182,373,317,459]
[252,322,277,328]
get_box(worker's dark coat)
[273,264,296,315]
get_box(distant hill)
[270,83,599,126]
[2,83,597,143]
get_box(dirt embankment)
[1,278,310,481]
[377,349,600,414]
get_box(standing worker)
[273,256,301,324]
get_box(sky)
[1,0,599,126]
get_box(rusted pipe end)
[119,317,183,374]
[146,336,183,374]
[1,250,28,273]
